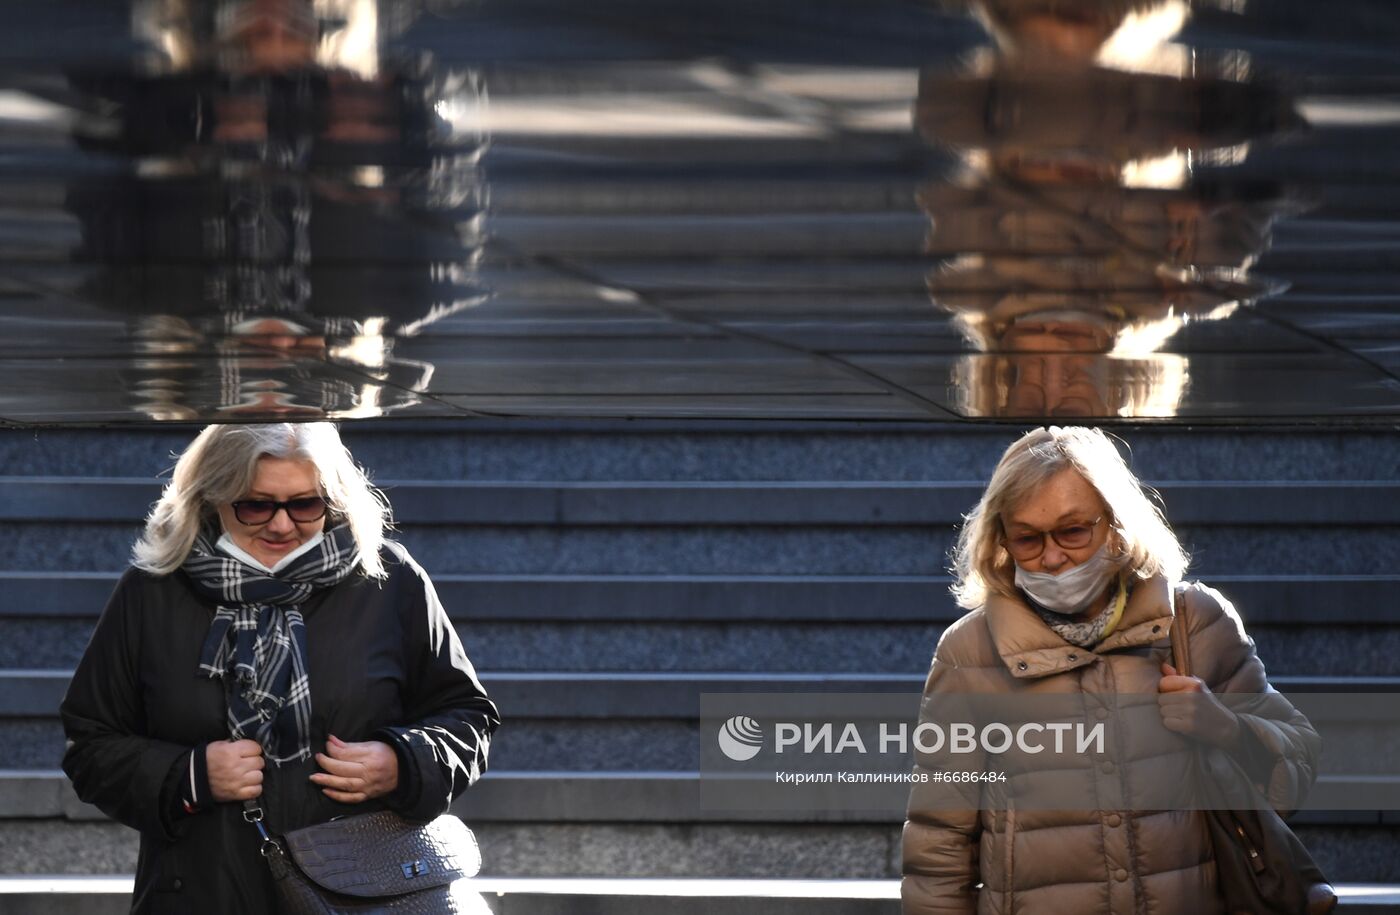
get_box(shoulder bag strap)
[1170,587,1192,678]
[243,799,293,877]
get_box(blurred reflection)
[920,0,1305,418]
[64,0,486,419]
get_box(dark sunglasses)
[230,496,328,526]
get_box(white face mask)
[1014,543,1120,616]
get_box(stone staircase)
[1,420,1397,909]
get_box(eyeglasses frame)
[999,515,1105,561]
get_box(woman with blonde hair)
[902,425,1321,914]
[61,422,499,913]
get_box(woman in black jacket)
[61,422,501,913]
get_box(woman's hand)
[310,735,399,804]
[206,739,265,802]
[1157,662,1242,748]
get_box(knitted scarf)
[183,522,360,765]
[1026,577,1129,649]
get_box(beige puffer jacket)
[901,576,1320,915]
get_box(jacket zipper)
[1233,820,1265,874]
[1004,799,1016,914]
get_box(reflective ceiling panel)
[2,0,1400,423]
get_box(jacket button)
[1152,625,1161,634]
[1100,761,1115,774]
[1115,868,1129,882]
[171,878,183,891]
[1067,654,1078,662]
[1017,661,1028,671]
[1107,814,1122,827]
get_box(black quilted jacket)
[61,541,500,913]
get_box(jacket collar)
[984,574,1174,679]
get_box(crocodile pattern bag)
[247,804,483,914]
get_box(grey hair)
[132,423,392,579]
[950,426,1189,609]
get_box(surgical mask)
[216,530,324,575]
[1014,543,1120,616]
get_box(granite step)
[7,769,1400,826]
[6,672,1400,720]
[1,879,1398,915]
[2,423,1397,483]
[0,520,1394,577]
[5,572,1396,624]
[1,813,1397,884]
[4,673,1398,770]
[4,478,1398,526]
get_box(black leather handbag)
[244,801,483,914]
[1170,595,1337,915]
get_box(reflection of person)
[61,423,500,911]
[951,347,1189,417]
[902,426,1319,914]
[940,291,1214,417]
[65,0,486,422]
[915,0,1300,418]
[945,0,1187,66]
[123,313,436,421]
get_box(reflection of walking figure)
[66,0,487,419]
[918,0,1305,418]
[126,312,438,421]
[902,427,1321,914]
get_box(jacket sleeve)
[902,628,984,915]
[60,570,192,840]
[373,551,501,822]
[1182,581,1321,815]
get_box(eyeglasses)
[230,496,328,526]
[1000,516,1103,561]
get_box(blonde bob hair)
[133,423,392,579]
[950,426,1188,609]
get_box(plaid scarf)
[184,522,361,765]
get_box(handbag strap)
[1170,590,1338,914]
[1169,587,1192,678]
[242,799,289,866]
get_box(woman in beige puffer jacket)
[902,427,1320,915]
